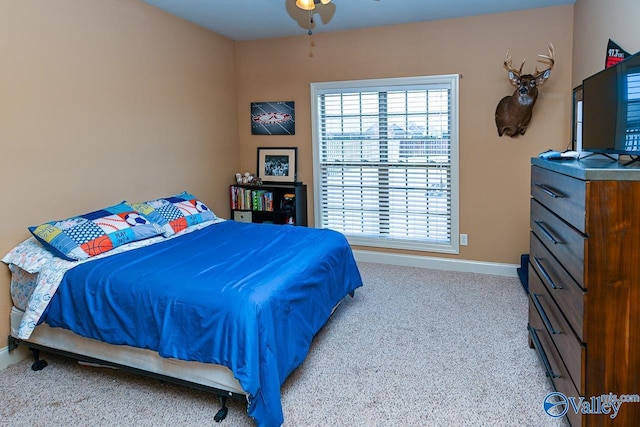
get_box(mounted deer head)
[495,43,555,137]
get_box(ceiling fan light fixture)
[296,0,331,11]
[295,0,316,11]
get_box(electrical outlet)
[460,234,468,246]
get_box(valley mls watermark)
[544,392,640,420]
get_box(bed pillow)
[28,202,163,261]
[1,237,56,273]
[128,192,216,237]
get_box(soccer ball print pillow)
[29,202,163,261]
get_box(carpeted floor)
[0,262,566,426]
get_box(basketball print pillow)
[29,202,163,261]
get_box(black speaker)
[517,254,529,294]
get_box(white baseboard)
[0,344,29,371]
[353,249,519,277]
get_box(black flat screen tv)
[581,50,640,156]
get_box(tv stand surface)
[579,151,618,162]
[580,151,640,166]
[531,156,640,180]
[621,155,640,167]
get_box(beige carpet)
[0,262,566,426]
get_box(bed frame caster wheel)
[32,359,48,371]
[30,348,48,371]
[214,407,228,422]
[214,396,228,422]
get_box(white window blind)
[311,75,459,253]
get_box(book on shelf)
[252,190,273,212]
[230,186,253,210]
[231,186,275,212]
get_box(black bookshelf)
[229,183,307,226]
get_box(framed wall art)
[251,101,295,135]
[257,147,297,183]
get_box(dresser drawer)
[531,166,587,233]
[529,266,586,393]
[531,199,586,287]
[530,233,585,340]
[528,313,583,427]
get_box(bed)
[3,194,363,427]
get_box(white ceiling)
[143,0,575,41]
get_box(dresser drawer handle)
[532,293,560,335]
[535,183,565,198]
[534,221,564,245]
[532,256,562,289]
[528,324,561,379]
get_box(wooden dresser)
[528,157,640,427]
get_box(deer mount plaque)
[495,43,555,137]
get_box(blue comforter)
[43,221,363,426]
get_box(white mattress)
[10,306,246,397]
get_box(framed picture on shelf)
[257,147,297,183]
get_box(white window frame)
[310,75,460,253]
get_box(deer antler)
[534,43,555,77]
[504,49,525,76]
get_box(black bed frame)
[7,335,245,422]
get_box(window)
[311,75,459,253]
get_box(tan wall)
[0,1,238,342]
[235,5,574,265]
[573,0,640,85]
[8,0,626,351]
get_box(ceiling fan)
[291,0,380,35]
[290,0,335,35]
